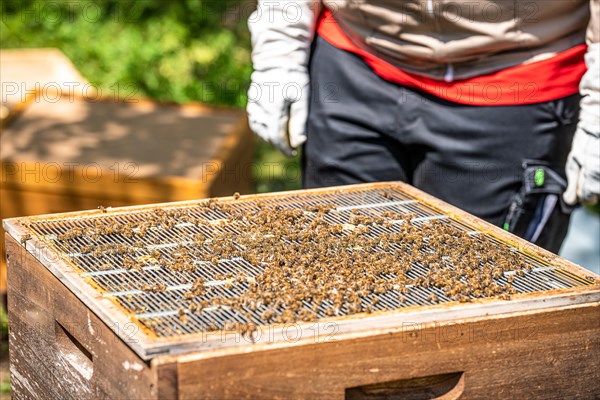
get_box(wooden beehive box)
[0,48,91,127]
[3,182,599,399]
[0,91,252,297]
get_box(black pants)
[303,36,580,253]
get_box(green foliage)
[0,306,7,342]
[0,378,9,397]
[254,140,302,193]
[587,203,600,217]
[0,0,252,106]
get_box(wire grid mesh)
[25,186,593,337]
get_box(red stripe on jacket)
[317,9,586,106]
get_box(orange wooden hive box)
[3,182,599,399]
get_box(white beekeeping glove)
[564,42,600,206]
[247,1,320,156]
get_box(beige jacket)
[325,0,598,81]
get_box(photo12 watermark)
[1,162,139,184]
[1,1,144,23]
[1,81,140,104]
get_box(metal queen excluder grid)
[22,185,595,338]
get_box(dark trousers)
[303,36,580,253]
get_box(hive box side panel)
[4,234,164,399]
[0,162,210,205]
[176,303,600,400]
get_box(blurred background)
[1,0,300,192]
[0,1,598,397]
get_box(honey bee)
[380,191,394,200]
[20,234,32,247]
[189,278,205,297]
[457,294,471,303]
[142,283,167,293]
[123,256,142,271]
[57,228,84,241]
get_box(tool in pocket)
[503,160,574,245]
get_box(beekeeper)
[247,1,599,252]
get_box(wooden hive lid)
[0,48,90,105]
[1,93,244,178]
[1,92,248,202]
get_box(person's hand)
[246,0,319,155]
[563,126,600,205]
[247,68,309,156]
[564,41,600,205]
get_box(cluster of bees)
[53,195,530,336]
